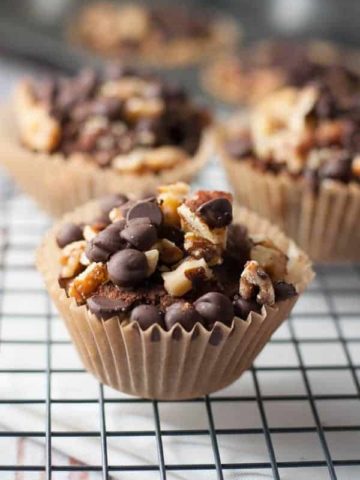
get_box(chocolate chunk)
[318,152,352,183]
[233,296,262,320]
[120,219,158,251]
[100,194,129,215]
[86,220,126,262]
[164,301,203,331]
[87,295,128,320]
[197,198,233,229]
[56,223,83,248]
[127,200,163,226]
[130,305,164,330]
[274,282,297,301]
[225,224,251,269]
[108,249,148,287]
[194,292,234,328]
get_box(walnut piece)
[250,237,288,282]
[15,82,61,153]
[158,182,190,226]
[112,147,187,174]
[162,258,212,297]
[60,240,87,278]
[68,262,108,304]
[184,232,222,266]
[157,239,184,265]
[240,260,275,306]
[145,249,159,276]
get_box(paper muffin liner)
[217,131,360,263]
[36,200,313,400]
[0,106,211,217]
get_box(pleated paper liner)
[217,130,360,263]
[0,106,212,217]
[36,200,313,400]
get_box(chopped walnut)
[100,78,151,100]
[83,224,104,241]
[240,260,275,306]
[162,257,212,297]
[15,82,61,152]
[157,239,184,265]
[144,249,159,276]
[60,240,87,278]
[113,147,187,174]
[109,207,124,222]
[68,262,108,304]
[184,232,222,266]
[158,182,190,226]
[250,237,288,282]
[125,97,165,120]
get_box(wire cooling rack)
[0,164,360,480]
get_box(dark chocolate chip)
[233,296,262,320]
[197,198,233,229]
[274,282,297,302]
[130,305,164,330]
[87,295,128,320]
[225,224,251,269]
[120,219,158,251]
[164,302,203,331]
[100,194,129,215]
[107,249,148,287]
[194,292,234,328]
[127,200,163,226]
[56,223,83,248]
[86,220,126,262]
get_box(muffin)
[37,183,313,399]
[0,68,211,216]
[217,82,360,262]
[202,39,360,105]
[68,2,239,68]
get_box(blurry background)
[0,0,359,73]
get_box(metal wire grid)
[0,172,360,480]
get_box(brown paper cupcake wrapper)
[0,106,211,217]
[217,132,360,263]
[36,200,313,400]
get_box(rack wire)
[1,168,360,480]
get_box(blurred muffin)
[202,39,360,105]
[68,2,239,67]
[37,183,313,399]
[0,67,211,216]
[216,81,360,262]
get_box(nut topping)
[240,260,275,305]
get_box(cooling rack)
[0,163,360,480]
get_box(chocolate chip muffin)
[68,3,239,67]
[202,39,360,105]
[37,183,313,399]
[216,82,360,262]
[1,68,211,216]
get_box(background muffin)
[0,67,211,216]
[217,81,360,262]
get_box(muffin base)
[0,106,211,217]
[37,200,313,400]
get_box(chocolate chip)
[56,223,83,248]
[127,200,163,226]
[86,220,126,262]
[197,198,233,229]
[108,249,148,287]
[194,292,234,328]
[225,224,251,269]
[233,296,261,320]
[87,295,128,320]
[100,194,129,215]
[274,282,297,302]
[158,224,184,247]
[164,302,203,331]
[318,152,352,183]
[120,219,158,251]
[130,305,164,330]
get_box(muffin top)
[69,3,237,63]
[223,82,360,191]
[56,183,297,332]
[14,68,210,173]
[203,40,360,104]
